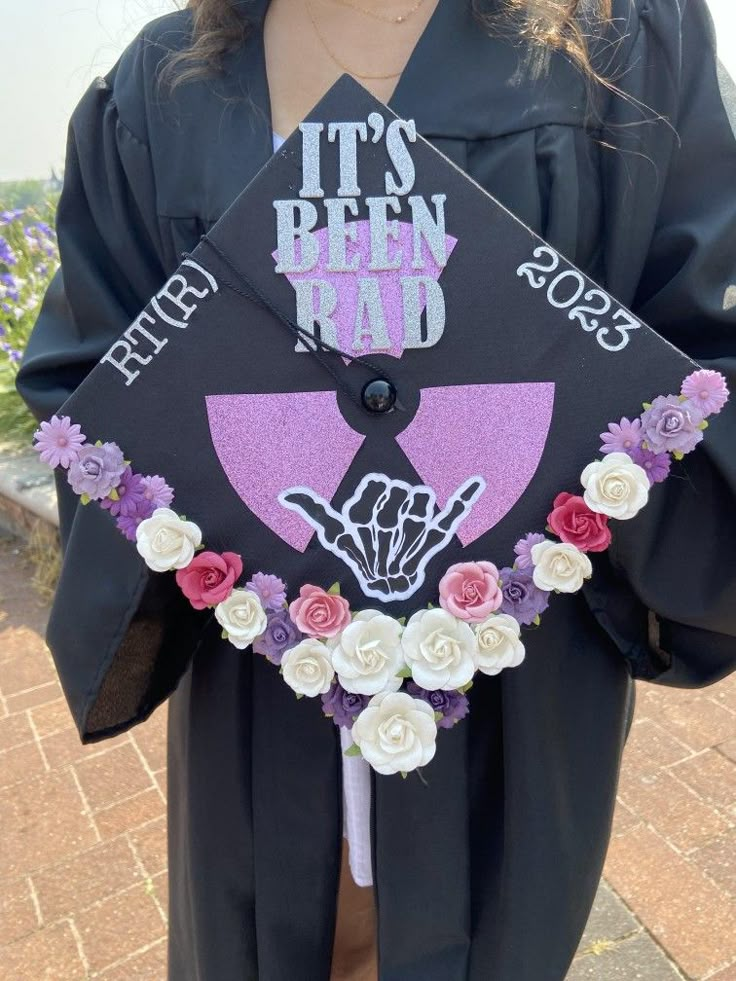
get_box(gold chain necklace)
[333,0,428,25]
[304,0,405,80]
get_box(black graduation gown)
[15,0,736,978]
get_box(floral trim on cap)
[34,370,729,776]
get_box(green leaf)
[533,614,542,627]
[396,666,413,679]
[673,450,684,461]
[94,439,103,447]
[427,601,435,610]
[107,487,119,501]
[400,771,408,780]
[344,743,362,757]
[434,711,444,722]
[698,420,709,431]
[457,681,474,694]
[327,581,341,596]
[221,629,229,640]
[80,493,90,506]
[642,401,652,410]
[295,693,304,700]
[397,616,407,626]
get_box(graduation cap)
[38,76,727,769]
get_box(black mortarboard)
[57,76,702,610]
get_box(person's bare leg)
[330,838,379,981]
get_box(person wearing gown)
[15,0,736,978]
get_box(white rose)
[580,452,650,520]
[351,690,437,775]
[475,613,525,675]
[135,507,202,572]
[214,588,268,650]
[531,540,593,593]
[330,610,404,696]
[401,608,477,691]
[280,638,335,697]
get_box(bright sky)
[2,0,735,181]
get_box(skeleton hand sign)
[278,473,485,600]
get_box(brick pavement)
[1,534,735,980]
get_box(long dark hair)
[160,0,614,92]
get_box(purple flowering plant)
[0,199,60,444]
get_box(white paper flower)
[280,638,335,697]
[580,452,650,520]
[351,690,437,775]
[330,610,405,696]
[214,588,268,650]
[531,540,593,593]
[401,608,478,691]
[474,613,525,675]
[135,507,202,572]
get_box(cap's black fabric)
[15,0,736,978]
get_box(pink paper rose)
[289,585,351,638]
[175,550,243,610]
[438,561,503,622]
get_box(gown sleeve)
[15,33,210,742]
[585,0,736,687]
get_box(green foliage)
[0,179,58,212]
[0,199,59,447]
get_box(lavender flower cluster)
[32,416,174,540]
[599,370,729,484]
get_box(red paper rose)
[175,550,244,609]
[547,493,611,553]
[289,584,351,638]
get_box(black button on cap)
[361,378,397,413]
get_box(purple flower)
[139,474,174,509]
[0,209,24,225]
[0,237,17,266]
[67,442,126,500]
[628,446,671,485]
[32,415,87,469]
[681,369,729,417]
[99,467,147,517]
[321,682,370,729]
[116,512,147,542]
[253,609,303,664]
[498,567,549,626]
[246,572,288,611]
[640,395,703,455]
[513,532,546,571]
[600,416,642,455]
[405,682,469,729]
